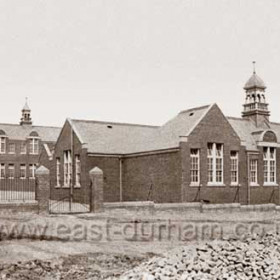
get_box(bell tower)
[242,62,270,127]
[20,98,32,126]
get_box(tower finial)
[20,97,32,125]
[253,61,256,74]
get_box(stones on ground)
[121,233,280,280]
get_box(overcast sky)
[0,0,279,127]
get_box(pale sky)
[0,0,280,127]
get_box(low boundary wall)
[0,201,38,214]
[104,202,280,214]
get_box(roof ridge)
[178,104,211,114]
[32,125,61,129]
[72,119,159,128]
[0,122,61,129]
[226,116,247,121]
[269,121,280,126]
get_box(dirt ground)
[0,209,279,279]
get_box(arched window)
[263,131,277,143]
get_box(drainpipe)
[119,157,123,202]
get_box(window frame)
[8,164,15,179]
[0,137,6,154]
[250,159,258,186]
[263,147,277,185]
[74,155,81,188]
[230,151,239,186]
[56,158,61,188]
[20,164,26,179]
[8,143,16,154]
[63,150,72,188]
[29,138,39,155]
[20,142,27,154]
[207,143,224,185]
[0,164,5,179]
[190,149,200,186]
[29,164,36,179]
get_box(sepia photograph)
[0,0,280,279]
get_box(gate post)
[35,166,50,214]
[89,167,104,212]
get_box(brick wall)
[50,121,89,203]
[86,156,120,202]
[181,104,248,204]
[0,138,41,178]
[48,109,280,206]
[247,147,280,205]
[50,121,120,203]
[122,151,181,203]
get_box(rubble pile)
[0,253,150,280]
[121,233,280,280]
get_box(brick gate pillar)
[35,166,50,214]
[89,167,104,212]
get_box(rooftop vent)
[189,112,194,116]
[107,125,113,129]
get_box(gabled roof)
[227,117,259,151]
[70,104,212,154]
[227,117,280,151]
[0,123,61,142]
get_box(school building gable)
[46,69,280,205]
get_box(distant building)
[50,68,280,205]
[0,100,60,181]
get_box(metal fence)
[49,180,90,214]
[0,178,36,201]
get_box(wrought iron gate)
[49,180,91,214]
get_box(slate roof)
[0,123,61,142]
[227,117,280,151]
[68,103,280,155]
[244,73,266,90]
[70,104,211,154]
[227,117,259,151]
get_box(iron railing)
[0,178,36,201]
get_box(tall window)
[207,143,223,184]
[29,138,39,155]
[0,164,5,179]
[250,159,258,184]
[8,143,15,154]
[20,143,27,154]
[64,150,72,187]
[20,164,26,179]
[8,164,14,179]
[230,151,239,185]
[56,158,61,187]
[75,155,81,187]
[190,149,199,185]
[29,164,36,179]
[264,147,276,184]
[0,137,6,154]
